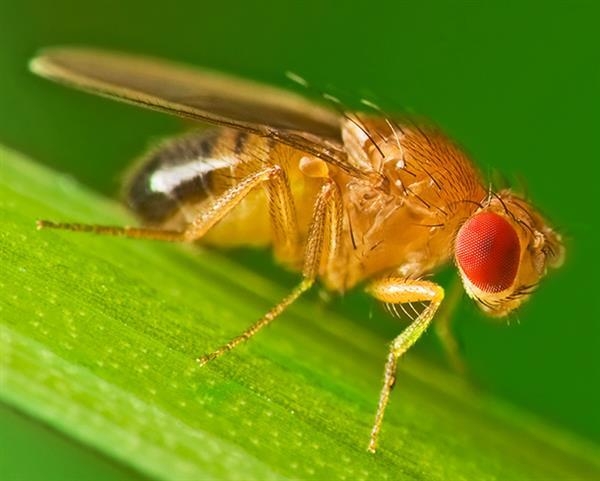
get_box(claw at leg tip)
[197,353,216,367]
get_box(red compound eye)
[455,212,520,293]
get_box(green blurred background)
[1,0,599,477]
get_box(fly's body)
[31,47,565,452]
[127,122,487,292]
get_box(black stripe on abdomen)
[126,129,224,223]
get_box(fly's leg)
[38,165,344,362]
[36,220,185,242]
[264,165,301,265]
[37,165,292,243]
[197,179,343,365]
[302,180,343,280]
[433,276,467,375]
[366,278,445,453]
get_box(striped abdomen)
[126,128,320,247]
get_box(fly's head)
[454,190,565,317]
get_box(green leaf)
[1,144,599,480]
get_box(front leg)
[433,276,467,376]
[366,278,445,453]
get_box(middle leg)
[197,179,344,365]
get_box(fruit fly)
[30,47,565,452]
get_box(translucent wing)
[29,47,364,174]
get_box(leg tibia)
[37,220,185,242]
[433,276,468,375]
[197,179,343,366]
[197,278,313,366]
